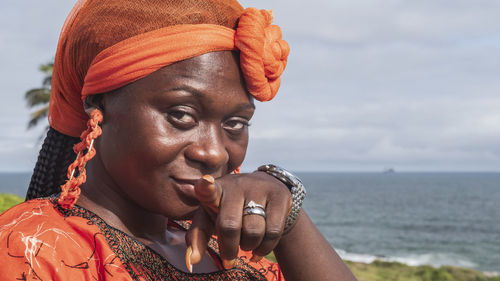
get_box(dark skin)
[78,51,357,280]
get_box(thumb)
[194,175,221,218]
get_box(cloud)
[0,1,74,171]
[237,0,500,171]
[242,0,500,45]
[244,97,500,171]
[1,0,499,171]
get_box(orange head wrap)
[48,0,290,138]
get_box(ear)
[83,94,104,116]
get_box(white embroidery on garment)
[0,201,50,236]
[19,222,82,270]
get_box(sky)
[0,0,499,172]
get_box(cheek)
[95,111,197,216]
[97,108,183,186]
[97,124,148,187]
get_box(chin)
[163,206,199,221]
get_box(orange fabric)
[58,109,103,209]
[237,249,284,281]
[235,8,289,101]
[0,200,132,280]
[49,0,245,137]
[82,24,236,100]
[0,200,284,280]
[48,0,289,138]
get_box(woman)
[0,0,357,280]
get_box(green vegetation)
[0,193,23,213]
[267,253,499,281]
[1,194,498,281]
[25,62,53,130]
[345,260,500,281]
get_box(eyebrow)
[169,85,256,110]
[233,103,256,112]
[169,86,206,99]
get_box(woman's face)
[93,51,255,219]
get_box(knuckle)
[218,219,241,237]
[242,226,263,240]
[265,227,282,240]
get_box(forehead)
[109,51,254,108]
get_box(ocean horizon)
[1,171,499,274]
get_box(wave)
[336,249,482,270]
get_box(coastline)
[337,249,499,277]
[344,260,500,281]
[264,252,500,280]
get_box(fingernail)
[222,258,236,269]
[190,246,201,265]
[202,174,214,184]
[250,254,263,263]
[185,246,193,273]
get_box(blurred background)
[1,0,499,280]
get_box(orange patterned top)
[0,198,283,280]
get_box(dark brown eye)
[223,118,250,135]
[168,111,197,129]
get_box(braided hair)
[26,127,79,200]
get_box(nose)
[184,124,229,172]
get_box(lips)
[172,178,199,186]
[171,177,200,205]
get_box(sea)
[1,172,499,274]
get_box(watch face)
[282,169,303,186]
[259,164,304,188]
[258,164,306,233]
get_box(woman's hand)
[184,171,292,271]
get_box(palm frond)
[39,63,54,74]
[42,76,52,88]
[25,61,53,131]
[25,88,51,107]
[28,105,49,129]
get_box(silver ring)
[245,200,265,210]
[243,200,266,218]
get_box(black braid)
[26,127,80,200]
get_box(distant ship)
[382,168,395,173]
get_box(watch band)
[257,164,306,232]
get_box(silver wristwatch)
[257,164,306,232]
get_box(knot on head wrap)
[236,8,290,101]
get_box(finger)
[185,207,214,272]
[187,174,220,269]
[250,193,290,262]
[240,200,266,251]
[194,175,221,218]
[216,187,244,269]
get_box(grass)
[267,250,499,281]
[0,193,23,213]
[1,194,498,281]
[346,260,500,281]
